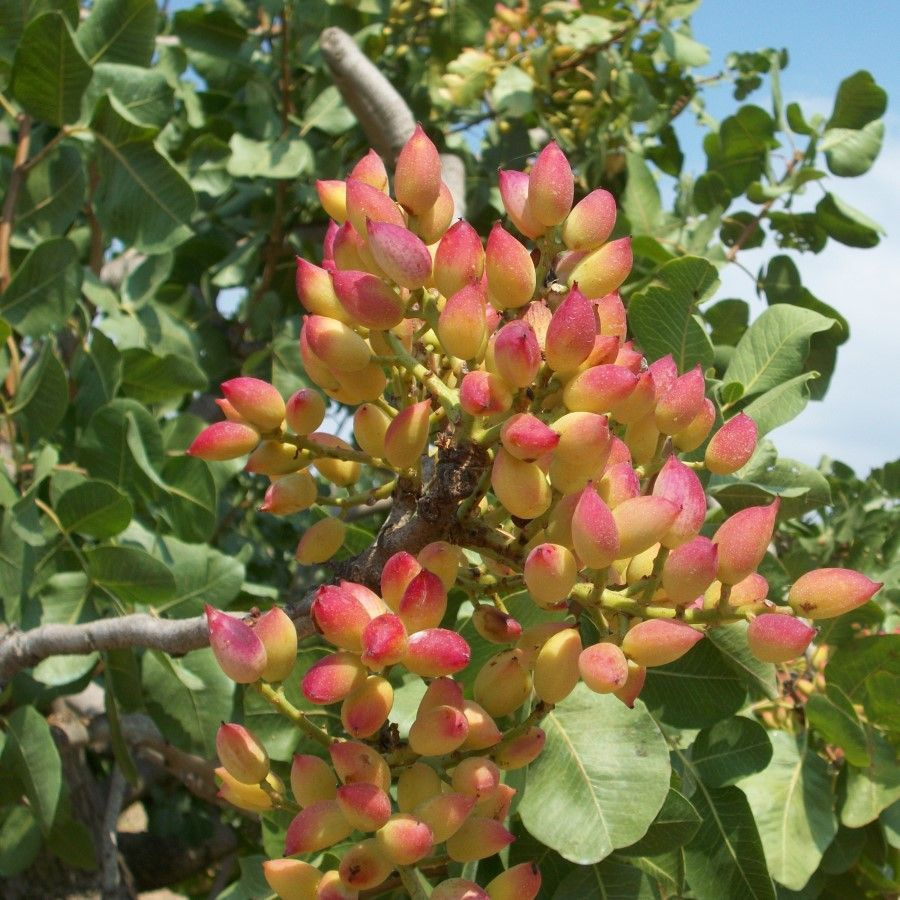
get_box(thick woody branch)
[0,603,315,689]
[319,26,466,217]
[0,434,495,684]
[320,26,414,163]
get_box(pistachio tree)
[0,1,895,897]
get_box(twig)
[0,114,32,291]
[725,150,804,262]
[100,767,129,898]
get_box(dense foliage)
[0,0,896,897]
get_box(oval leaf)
[86,546,176,606]
[739,731,837,890]
[519,684,670,864]
[691,717,773,787]
[0,706,63,834]
[55,480,133,538]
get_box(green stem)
[385,332,461,422]
[255,682,334,748]
[397,866,429,900]
[318,479,396,508]
[286,434,404,475]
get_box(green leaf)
[302,84,355,136]
[739,732,838,890]
[0,237,81,337]
[682,783,775,900]
[10,12,92,125]
[155,538,243,617]
[12,343,68,441]
[827,634,900,730]
[706,298,749,347]
[785,102,814,136]
[55,480,132,538]
[822,120,884,177]
[104,666,140,786]
[47,805,97,870]
[77,398,164,491]
[0,806,42,876]
[723,305,835,400]
[519,684,671,864]
[820,824,866,875]
[156,456,217,543]
[492,64,534,117]
[142,648,234,756]
[705,105,777,195]
[642,637,749,729]
[623,153,662,235]
[555,14,613,50]
[661,28,710,67]
[0,706,63,834]
[712,456,831,519]
[691,718,773,787]
[76,0,157,66]
[91,94,196,252]
[707,623,778,700]
[841,725,900,828]
[826,71,887,130]
[85,62,174,127]
[553,856,661,898]
[13,144,85,246]
[86,546,176,606]
[815,193,883,248]
[739,372,817,436]
[805,685,869,767]
[627,256,717,371]
[73,328,122,421]
[621,849,684,895]
[119,348,207,403]
[760,255,801,304]
[172,7,247,86]
[227,133,314,179]
[216,855,272,900]
[616,787,701,856]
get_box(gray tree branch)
[319,26,466,218]
[0,603,315,689]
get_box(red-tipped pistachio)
[713,500,780,585]
[747,614,816,662]
[216,723,269,784]
[788,568,882,620]
[622,619,703,667]
[188,421,260,462]
[290,754,337,808]
[579,642,629,693]
[254,606,298,682]
[526,141,574,227]
[206,606,267,683]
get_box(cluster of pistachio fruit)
[192,128,882,899]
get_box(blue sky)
[684,2,900,473]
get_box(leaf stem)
[385,332,460,422]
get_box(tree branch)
[319,26,466,217]
[0,114,32,291]
[0,603,315,688]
